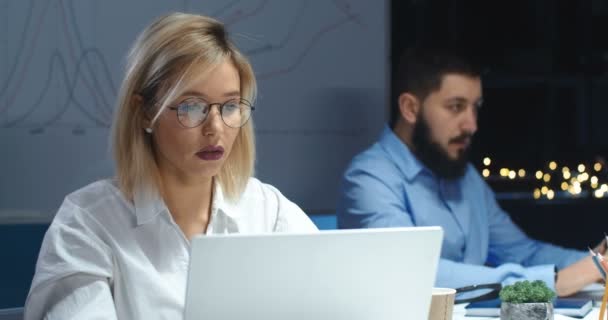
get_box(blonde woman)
[25,12,318,319]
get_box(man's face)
[412,74,482,179]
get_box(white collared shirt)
[24,178,318,320]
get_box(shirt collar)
[133,184,167,226]
[211,181,242,220]
[133,180,242,226]
[377,124,428,181]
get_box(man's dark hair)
[390,47,481,128]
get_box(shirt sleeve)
[24,197,117,320]
[437,260,557,290]
[481,174,587,271]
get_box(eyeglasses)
[167,98,255,128]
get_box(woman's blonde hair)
[112,12,257,201]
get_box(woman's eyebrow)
[179,90,241,99]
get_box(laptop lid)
[184,226,443,320]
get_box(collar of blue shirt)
[378,125,426,181]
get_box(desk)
[451,284,604,319]
[452,303,601,319]
[454,304,602,319]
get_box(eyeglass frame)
[165,97,255,129]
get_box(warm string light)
[480,157,608,200]
[598,185,608,198]
[549,161,557,170]
[541,186,548,195]
[594,162,602,172]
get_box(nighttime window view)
[392,0,608,248]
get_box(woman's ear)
[398,92,421,125]
[133,94,153,133]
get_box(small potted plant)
[499,280,555,320]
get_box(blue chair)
[0,224,49,310]
[308,214,337,230]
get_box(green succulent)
[499,280,555,303]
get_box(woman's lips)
[196,146,224,160]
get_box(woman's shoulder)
[224,177,288,214]
[241,177,284,200]
[64,179,124,208]
[55,179,130,225]
[238,178,317,232]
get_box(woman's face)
[150,60,242,182]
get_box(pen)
[598,252,608,272]
[589,248,607,280]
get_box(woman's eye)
[224,104,238,112]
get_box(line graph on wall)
[0,0,387,220]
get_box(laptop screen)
[184,226,443,320]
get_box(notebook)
[465,297,593,318]
[184,226,443,320]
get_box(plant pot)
[501,302,554,320]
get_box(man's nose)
[461,106,478,135]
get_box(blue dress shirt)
[337,125,586,290]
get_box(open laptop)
[184,226,443,320]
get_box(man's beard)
[412,116,472,180]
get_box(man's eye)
[450,104,464,112]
